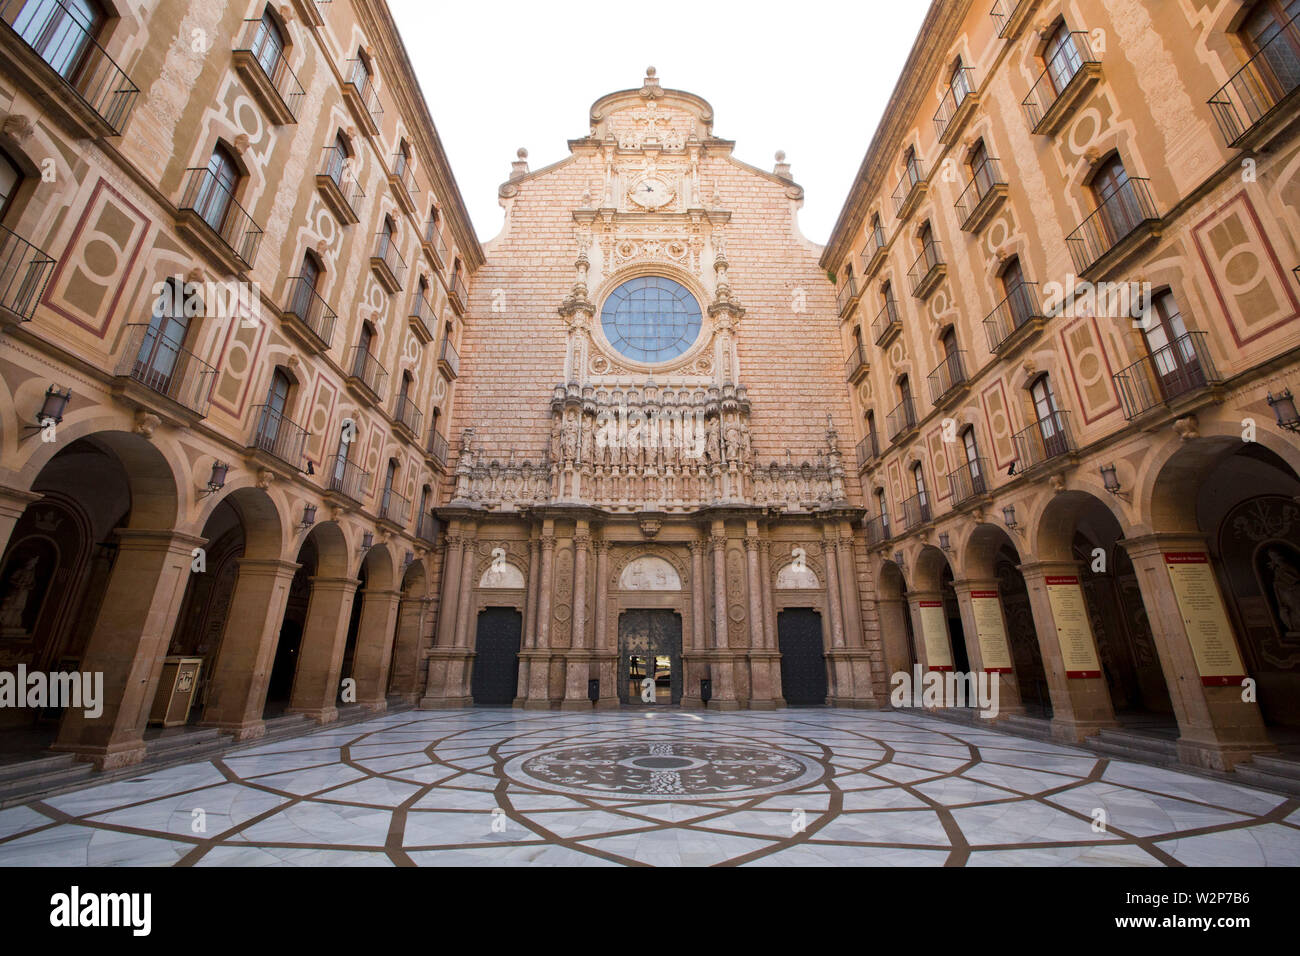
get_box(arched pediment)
[619,555,681,591]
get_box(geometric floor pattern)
[1,709,1298,866]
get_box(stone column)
[200,557,300,738]
[683,535,708,708]
[709,523,737,708]
[52,529,205,769]
[1019,560,1117,742]
[745,525,779,709]
[421,527,470,708]
[524,529,556,709]
[951,578,1024,717]
[289,575,359,722]
[821,529,848,703]
[434,530,464,649]
[0,485,39,556]
[450,526,479,699]
[388,595,432,703]
[593,538,617,709]
[515,531,541,706]
[562,524,592,709]
[352,588,402,710]
[1122,534,1271,770]
[830,522,876,707]
[759,539,778,650]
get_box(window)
[969,140,994,196]
[903,147,921,187]
[324,131,350,184]
[1044,21,1085,94]
[289,252,321,320]
[881,281,896,316]
[876,488,890,531]
[136,278,190,390]
[332,422,352,486]
[1142,290,1205,394]
[381,458,398,513]
[600,276,702,364]
[379,216,396,257]
[251,7,286,81]
[940,327,959,360]
[398,370,413,405]
[1031,375,1069,457]
[918,222,938,267]
[358,321,374,356]
[0,149,21,221]
[395,140,411,177]
[961,426,985,492]
[870,213,885,249]
[258,368,292,447]
[912,462,927,503]
[425,206,441,243]
[1243,0,1300,93]
[350,51,371,90]
[865,410,879,458]
[949,60,972,107]
[1089,154,1143,243]
[1000,256,1034,328]
[15,0,104,80]
[898,375,914,415]
[194,144,240,234]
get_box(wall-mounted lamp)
[359,531,374,553]
[200,461,229,497]
[22,385,72,434]
[1099,463,1129,500]
[300,504,317,530]
[403,550,414,568]
[938,532,952,553]
[894,550,906,571]
[1267,388,1300,433]
[1002,504,1021,533]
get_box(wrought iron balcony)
[316,146,364,224]
[872,297,902,346]
[927,351,969,405]
[422,219,448,271]
[389,151,418,210]
[836,274,859,316]
[1023,32,1102,135]
[343,58,383,132]
[449,271,467,313]
[0,0,139,136]
[248,404,308,470]
[955,157,1008,232]
[346,345,388,403]
[845,342,869,382]
[232,18,305,123]
[933,68,977,144]
[1112,331,1222,420]
[990,0,1035,39]
[371,231,406,293]
[892,160,928,219]
[1065,177,1160,275]
[1209,12,1300,148]
[378,486,410,527]
[394,393,423,439]
[948,458,991,506]
[416,510,438,544]
[862,223,888,276]
[177,167,263,271]
[439,334,460,379]
[865,513,892,546]
[409,292,436,344]
[908,241,946,299]
[282,275,336,351]
[855,433,880,471]
[901,492,933,532]
[0,223,56,324]
[983,282,1046,354]
[325,454,368,506]
[427,427,449,468]
[1012,411,1075,470]
[887,396,917,443]
[114,323,216,418]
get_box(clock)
[630,177,674,210]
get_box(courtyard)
[0,709,1296,867]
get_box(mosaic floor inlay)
[1,709,1297,867]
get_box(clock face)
[631,177,674,209]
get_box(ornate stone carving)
[133,410,161,438]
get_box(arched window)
[969,139,994,196]
[395,139,411,177]
[875,488,890,533]
[331,420,352,488]
[425,206,441,243]
[865,410,879,458]
[880,280,897,323]
[1043,20,1085,94]
[0,148,22,221]
[324,131,351,184]
[940,326,959,360]
[289,251,322,322]
[194,144,240,234]
[1142,289,1205,394]
[135,277,191,389]
[1000,255,1033,328]
[15,0,105,80]
[911,462,930,522]
[381,458,399,515]
[898,374,913,407]
[1030,374,1069,457]
[251,6,287,80]
[1089,153,1142,243]
[379,215,396,257]
[430,405,442,439]
[870,212,885,249]
[960,425,985,493]
[949,58,972,107]
[256,368,293,450]
[903,146,921,187]
[398,369,413,405]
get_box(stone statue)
[550,418,563,466]
[1266,548,1300,636]
[562,414,579,465]
[705,418,721,465]
[580,416,594,465]
[0,555,38,632]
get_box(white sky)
[388,0,930,248]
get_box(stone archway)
[350,543,400,711]
[287,520,355,722]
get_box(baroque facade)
[0,0,1297,788]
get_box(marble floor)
[1,708,1297,867]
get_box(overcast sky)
[388,0,929,248]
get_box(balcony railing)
[927,351,969,404]
[933,68,976,141]
[948,458,991,506]
[379,486,410,526]
[1112,331,1221,420]
[410,293,435,341]
[901,492,932,531]
[1,0,139,135]
[326,454,368,505]
[347,345,388,401]
[1209,12,1300,147]
[983,282,1045,353]
[1065,177,1159,274]
[954,157,1007,230]
[865,514,892,546]
[394,393,423,437]
[891,160,927,217]
[908,241,945,297]
[836,275,859,316]
[1012,411,1075,470]
[845,342,869,382]
[318,146,365,215]
[344,58,383,125]
[872,297,902,345]
[1023,32,1101,133]
[887,396,917,443]
[416,510,438,544]
[855,434,880,470]
[282,275,336,349]
[178,167,263,270]
[862,223,888,274]
[114,323,216,417]
[372,231,407,290]
[449,271,467,312]
[990,0,1033,38]
[439,335,460,378]
[249,404,308,470]
[0,223,56,323]
[233,17,305,121]
[427,427,449,467]
[422,220,448,270]
[390,152,417,199]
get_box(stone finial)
[510,147,529,180]
[774,150,792,181]
[641,66,663,99]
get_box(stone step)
[0,751,77,783]
[1085,729,1180,766]
[0,761,95,809]
[994,714,1055,741]
[144,727,225,755]
[1233,752,1300,797]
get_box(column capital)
[709,531,727,551]
[1120,532,1211,561]
[574,530,592,549]
[757,538,772,555]
[744,535,759,552]
[593,537,612,555]
[687,537,707,555]
[541,533,557,551]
